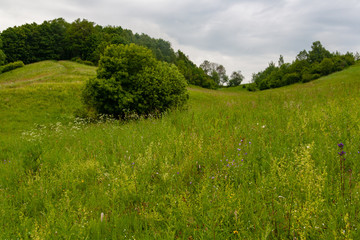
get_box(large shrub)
[82,44,188,118]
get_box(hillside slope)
[1,61,360,239]
[0,61,96,138]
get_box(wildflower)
[262,125,266,128]
[190,182,192,184]
[177,172,180,174]
[338,151,346,156]
[338,143,344,149]
[249,141,251,144]
[233,230,238,234]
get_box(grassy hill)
[1,61,360,239]
[0,61,96,139]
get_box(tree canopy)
[251,41,356,90]
[229,71,244,87]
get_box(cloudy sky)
[1,0,360,82]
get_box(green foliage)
[71,57,95,66]
[0,50,5,66]
[0,38,6,66]
[200,60,230,87]
[252,41,356,90]
[319,58,334,75]
[175,51,216,89]
[0,61,24,73]
[283,72,301,85]
[65,18,97,60]
[0,19,69,64]
[228,71,244,87]
[82,44,188,118]
[246,82,258,91]
[308,41,332,63]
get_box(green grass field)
[1,61,360,239]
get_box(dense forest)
[0,18,220,88]
[250,41,359,90]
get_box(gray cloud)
[1,0,360,82]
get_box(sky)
[1,0,360,82]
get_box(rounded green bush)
[82,44,188,118]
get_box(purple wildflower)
[338,151,346,156]
[338,143,344,149]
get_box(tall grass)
[1,61,360,239]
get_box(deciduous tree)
[229,71,244,87]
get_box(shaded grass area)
[1,62,360,239]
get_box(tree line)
[0,18,243,89]
[250,41,358,91]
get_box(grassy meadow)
[1,61,360,239]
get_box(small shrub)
[246,83,258,91]
[302,72,320,83]
[71,57,95,66]
[0,61,24,73]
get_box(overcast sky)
[1,0,360,82]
